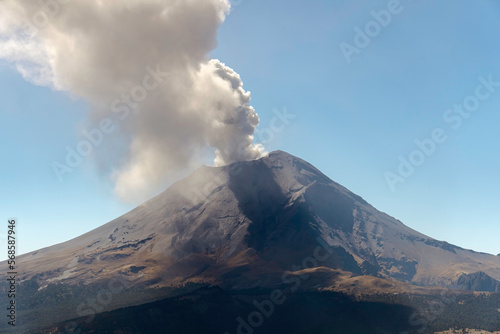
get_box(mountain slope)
[6,151,500,292]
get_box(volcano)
[11,150,500,290]
[2,151,500,333]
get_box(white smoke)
[0,0,265,203]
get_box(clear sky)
[1,0,499,258]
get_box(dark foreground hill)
[39,286,500,334]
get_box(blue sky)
[1,0,500,257]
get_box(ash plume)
[0,0,265,202]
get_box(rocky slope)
[5,151,500,292]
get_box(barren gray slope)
[7,151,500,291]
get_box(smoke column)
[0,0,265,202]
